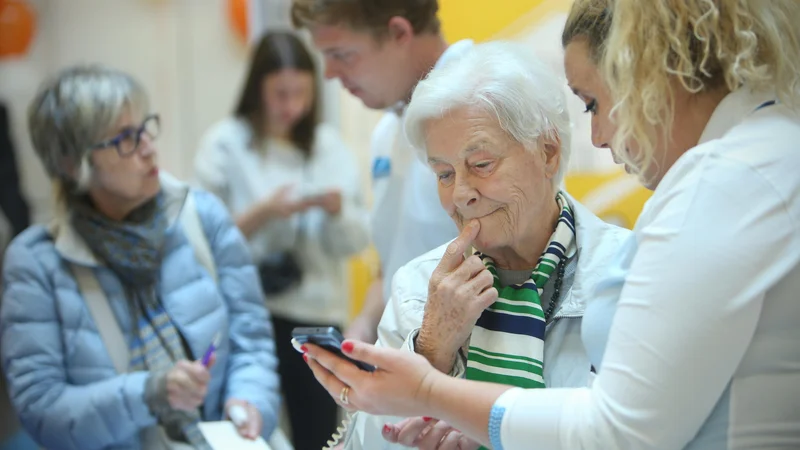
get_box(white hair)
[404,40,572,187]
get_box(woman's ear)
[542,134,562,180]
[57,153,92,191]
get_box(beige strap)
[180,192,217,282]
[71,264,130,374]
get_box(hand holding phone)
[291,326,376,372]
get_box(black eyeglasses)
[90,114,160,157]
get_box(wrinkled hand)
[166,359,213,411]
[383,417,480,450]
[417,221,498,372]
[303,340,445,418]
[261,185,313,220]
[225,399,263,440]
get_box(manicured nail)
[383,424,391,434]
[302,353,308,363]
[301,345,308,353]
[423,417,432,422]
[341,341,354,353]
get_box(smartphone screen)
[291,326,376,372]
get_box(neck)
[266,122,291,142]
[88,189,141,221]
[659,87,730,183]
[490,196,561,271]
[402,34,449,103]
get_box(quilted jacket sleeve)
[193,190,281,439]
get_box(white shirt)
[370,40,474,302]
[496,89,800,449]
[194,118,370,325]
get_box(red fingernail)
[302,353,309,363]
[341,341,354,353]
[423,417,432,422]
[301,345,308,353]
[383,425,391,434]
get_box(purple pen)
[201,333,221,367]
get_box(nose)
[452,174,479,210]
[137,133,157,157]
[323,60,339,81]
[591,116,610,149]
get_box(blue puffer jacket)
[0,176,280,450]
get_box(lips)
[148,167,159,176]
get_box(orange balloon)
[227,0,248,44]
[0,0,36,58]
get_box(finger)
[304,352,350,407]
[337,339,407,376]
[464,269,495,296]
[185,361,211,385]
[396,417,435,447]
[415,421,453,449]
[382,422,401,443]
[435,221,480,275]
[438,430,463,450]
[245,405,262,440]
[458,434,481,450]
[477,287,499,309]
[453,257,490,283]
[305,343,366,389]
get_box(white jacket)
[344,196,631,449]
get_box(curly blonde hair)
[601,0,800,181]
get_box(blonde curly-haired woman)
[299,1,800,449]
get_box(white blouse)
[194,118,370,325]
[495,88,800,449]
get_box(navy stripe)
[754,100,777,112]
[476,309,546,339]
[507,282,538,291]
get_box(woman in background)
[195,31,370,449]
[1,65,280,450]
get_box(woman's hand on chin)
[302,340,444,418]
[417,220,498,373]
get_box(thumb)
[437,221,480,274]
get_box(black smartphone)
[291,326,376,372]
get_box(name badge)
[372,157,391,180]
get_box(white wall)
[0,0,376,224]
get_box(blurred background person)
[0,65,280,450]
[195,31,369,450]
[291,0,467,345]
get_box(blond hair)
[562,0,611,64]
[291,0,440,37]
[600,0,800,181]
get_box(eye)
[437,171,454,185]
[471,160,495,174]
[584,99,598,115]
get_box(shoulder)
[189,188,231,227]
[199,117,252,150]
[2,225,59,287]
[370,112,400,153]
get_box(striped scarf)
[466,191,577,389]
[71,193,211,449]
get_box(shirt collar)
[698,88,777,145]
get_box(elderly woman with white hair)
[0,65,281,450]
[325,41,630,450]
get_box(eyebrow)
[427,141,490,165]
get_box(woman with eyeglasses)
[0,65,281,450]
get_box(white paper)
[198,421,272,450]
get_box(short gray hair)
[405,41,572,187]
[28,65,148,192]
